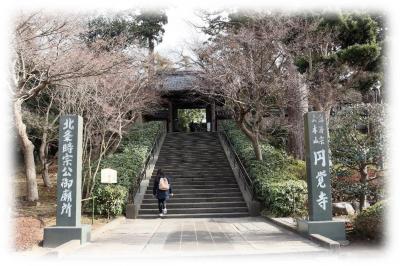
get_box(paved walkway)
[70,217,328,258]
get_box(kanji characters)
[315,170,327,188]
[313,149,326,167]
[61,202,72,217]
[316,191,328,211]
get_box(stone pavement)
[69,217,328,258]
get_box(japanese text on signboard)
[60,118,75,218]
[311,113,329,212]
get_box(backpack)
[158,177,170,191]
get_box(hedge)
[93,184,128,218]
[220,120,307,217]
[91,121,163,217]
[353,200,385,240]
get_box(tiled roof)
[158,71,200,91]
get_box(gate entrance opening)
[177,108,207,132]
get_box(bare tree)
[57,64,159,198]
[38,90,60,187]
[11,12,130,201]
[194,15,306,161]
[22,89,60,187]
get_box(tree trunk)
[148,37,155,78]
[237,119,263,161]
[359,165,368,212]
[324,109,331,129]
[135,111,143,124]
[39,132,52,187]
[14,99,39,201]
[251,135,263,161]
[287,84,308,160]
[287,122,304,159]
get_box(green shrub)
[118,121,162,152]
[93,184,128,217]
[286,160,306,181]
[353,200,385,240]
[255,179,308,217]
[263,126,288,150]
[220,120,308,217]
[91,121,163,216]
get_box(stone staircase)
[138,132,249,218]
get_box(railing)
[129,122,166,203]
[81,196,96,224]
[218,130,257,201]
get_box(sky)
[155,6,208,62]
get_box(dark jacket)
[153,175,172,200]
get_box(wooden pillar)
[172,106,178,132]
[211,101,216,132]
[205,105,211,132]
[168,100,173,132]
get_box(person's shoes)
[163,208,167,214]
[159,213,164,217]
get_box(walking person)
[153,169,173,217]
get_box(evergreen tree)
[133,11,168,54]
[294,12,385,103]
[84,10,168,76]
[84,11,167,52]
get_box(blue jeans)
[158,198,166,213]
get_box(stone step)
[162,143,220,145]
[159,149,224,152]
[141,197,245,204]
[161,149,221,151]
[162,147,221,149]
[148,179,237,185]
[152,166,232,170]
[150,176,234,180]
[153,167,232,171]
[148,184,239,190]
[163,143,220,145]
[155,164,229,167]
[155,164,231,168]
[150,173,234,177]
[156,156,226,160]
[138,207,249,215]
[140,202,247,209]
[143,192,243,199]
[146,188,240,194]
[156,161,229,167]
[165,133,218,137]
[162,144,221,147]
[157,155,226,159]
[152,171,232,175]
[150,172,234,178]
[155,161,229,165]
[155,163,229,167]
[160,151,222,153]
[136,132,249,219]
[137,212,249,219]
[148,180,237,186]
[148,180,237,185]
